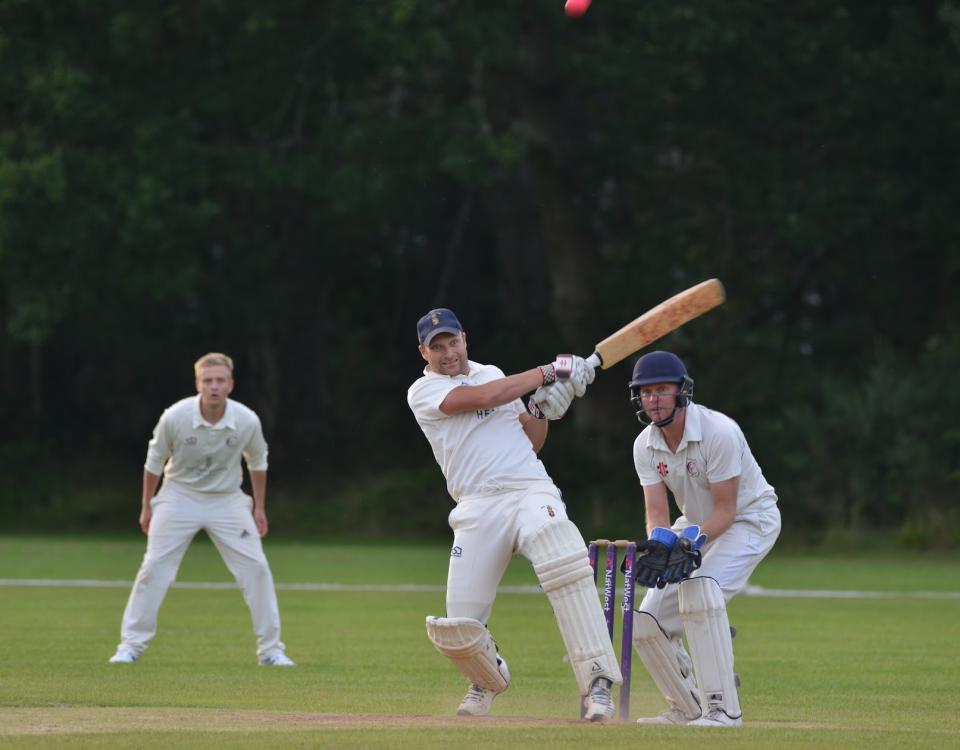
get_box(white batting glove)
[529,380,577,420]
[543,354,594,397]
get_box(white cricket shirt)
[144,395,268,495]
[407,360,552,502]
[633,402,777,524]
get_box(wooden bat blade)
[593,279,725,369]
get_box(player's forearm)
[701,505,735,540]
[440,369,544,414]
[701,477,739,540]
[642,487,672,534]
[520,412,548,453]
[249,470,267,510]
[141,470,161,507]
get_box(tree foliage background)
[2,0,958,546]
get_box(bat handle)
[586,352,602,370]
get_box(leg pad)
[426,616,510,692]
[524,520,622,693]
[679,576,742,719]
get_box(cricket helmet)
[628,351,694,426]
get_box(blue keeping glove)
[660,525,707,585]
[679,525,707,550]
[633,527,677,589]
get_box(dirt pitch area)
[0,707,584,735]
[0,707,829,735]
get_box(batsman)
[627,351,781,726]
[407,308,622,721]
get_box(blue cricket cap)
[417,308,463,345]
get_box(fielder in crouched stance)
[628,351,780,727]
[108,353,294,667]
[408,308,622,721]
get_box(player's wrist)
[538,363,556,386]
[527,398,546,419]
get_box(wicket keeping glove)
[634,527,677,589]
[660,525,707,584]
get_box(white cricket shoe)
[108,648,138,664]
[457,684,500,716]
[259,652,296,666]
[583,677,615,723]
[636,707,699,725]
[688,707,742,727]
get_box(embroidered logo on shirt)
[451,545,463,558]
[686,460,701,478]
[657,461,669,478]
[185,437,198,445]
[241,529,250,538]
[542,505,556,518]
[227,435,239,447]
[476,408,495,419]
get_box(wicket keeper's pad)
[525,520,622,693]
[632,612,702,719]
[678,576,742,718]
[425,616,510,692]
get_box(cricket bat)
[585,279,726,370]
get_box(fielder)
[627,351,780,727]
[408,308,622,721]
[108,352,294,666]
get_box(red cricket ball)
[564,0,592,18]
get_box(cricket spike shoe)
[636,707,699,725]
[456,684,499,716]
[688,707,743,727]
[108,649,138,664]
[259,652,296,666]
[583,677,615,722]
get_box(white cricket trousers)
[445,481,568,623]
[639,506,782,638]
[116,487,285,660]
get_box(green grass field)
[1,536,958,748]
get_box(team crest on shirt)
[686,460,701,478]
[542,505,556,518]
[185,437,198,445]
[657,461,669,478]
[227,435,239,447]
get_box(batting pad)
[524,520,622,694]
[678,576,742,718]
[632,612,702,719]
[425,616,510,692]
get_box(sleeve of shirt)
[633,433,662,486]
[407,376,461,421]
[144,410,173,475]
[242,415,269,471]
[703,420,743,483]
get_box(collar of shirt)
[421,360,481,384]
[645,400,701,452]
[191,395,236,430]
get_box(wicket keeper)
[627,351,781,726]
